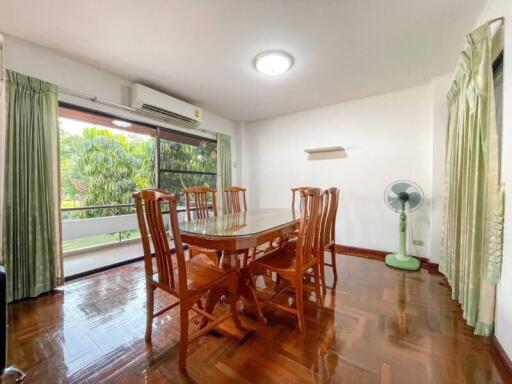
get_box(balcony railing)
[61,203,190,255]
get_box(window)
[58,104,218,263]
[59,106,156,253]
[158,129,217,197]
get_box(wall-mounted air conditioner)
[130,83,202,129]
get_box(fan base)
[385,254,421,271]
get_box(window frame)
[58,102,218,199]
[156,127,218,194]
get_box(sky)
[58,117,150,141]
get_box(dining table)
[179,208,300,323]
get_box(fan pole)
[398,211,407,257]
[385,210,421,271]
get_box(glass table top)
[179,208,299,237]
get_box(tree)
[59,129,83,206]
[159,139,217,198]
[59,125,217,216]
[62,127,154,218]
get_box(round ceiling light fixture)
[112,119,132,128]
[254,50,294,76]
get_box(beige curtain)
[440,23,503,336]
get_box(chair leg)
[275,272,282,289]
[294,279,305,333]
[230,275,242,329]
[244,267,267,324]
[330,244,338,283]
[313,265,324,307]
[145,284,155,342]
[199,287,224,329]
[179,305,190,371]
[243,250,249,268]
[319,251,327,293]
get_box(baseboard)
[491,336,512,381]
[335,244,440,274]
[335,245,387,261]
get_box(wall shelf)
[304,146,345,154]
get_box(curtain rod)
[59,86,218,137]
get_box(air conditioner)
[130,83,202,129]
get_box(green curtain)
[440,23,503,336]
[216,133,231,214]
[3,70,61,302]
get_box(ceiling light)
[255,51,294,76]
[112,119,132,128]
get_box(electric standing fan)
[384,180,424,271]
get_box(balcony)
[62,204,185,278]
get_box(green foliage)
[60,129,82,203]
[159,139,217,195]
[60,125,217,218]
[61,127,154,218]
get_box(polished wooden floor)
[5,254,508,383]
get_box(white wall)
[2,35,240,184]
[476,0,512,361]
[244,85,435,259]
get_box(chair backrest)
[133,189,188,294]
[325,187,340,246]
[183,186,218,221]
[317,190,331,254]
[291,186,311,211]
[295,188,322,270]
[224,186,247,214]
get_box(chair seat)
[154,257,229,293]
[251,247,301,272]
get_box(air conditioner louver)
[131,84,202,129]
[140,103,200,128]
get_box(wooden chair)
[183,186,220,265]
[278,186,312,246]
[291,186,311,212]
[224,186,265,267]
[286,187,340,289]
[133,189,240,370]
[183,186,218,220]
[249,188,323,333]
[224,186,247,214]
[320,187,340,287]
[271,186,312,250]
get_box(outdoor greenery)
[61,126,217,215]
[61,127,154,218]
[159,138,216,198]
[60,123,217,251]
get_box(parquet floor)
[4,254,508,383]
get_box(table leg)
[221,250,267,325]
[199,287,225,329]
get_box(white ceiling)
[0,0,485,122]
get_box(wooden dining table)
[179,208,300,323]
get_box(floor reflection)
[6,255,507,383]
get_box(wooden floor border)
[334,244,440,274]
[492,336,512,381]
